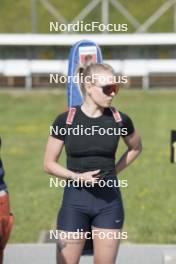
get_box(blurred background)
[0,0,176,253]
[0,0,176,89]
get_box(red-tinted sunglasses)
[100,84,119,96]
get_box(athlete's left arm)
[115,130,142,174]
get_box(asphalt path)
[3,244,176,264]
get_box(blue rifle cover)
[67,40,103,108]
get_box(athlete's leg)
[56,230,86,264]
[56,203,90,264]
[92,227,121,264]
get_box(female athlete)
[44,63,142,264]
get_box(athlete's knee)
[56,240,81,264]
[57,249,79,264]
[94,258,116,264]
[56,239,67,253]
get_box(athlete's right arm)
[44,136,73,179]
[43,136,100,183]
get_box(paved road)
[3,244,176,264]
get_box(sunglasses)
[99,84,119,96]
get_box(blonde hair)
[76,63,115,97]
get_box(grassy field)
[0,89,176,244]
[0,0,174,33]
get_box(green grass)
[0,0,174,33]
[0,89,176,243]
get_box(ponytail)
[76,63,115,97]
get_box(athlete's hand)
[76,169,101,184]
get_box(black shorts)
[57,172,124,232]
